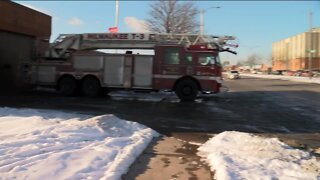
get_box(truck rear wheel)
[175,79,198,101]
[58,76,77,96]
[81,76,102,97]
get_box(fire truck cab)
[29,33,237,101]
[153,44,222,100]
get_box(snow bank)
[0,107,159,180]
[242,73,320,84]
[198,131,320,180]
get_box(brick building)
[0,0,51,92]
[272,28,320,71]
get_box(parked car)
[271,70,283,75]
[251,70,257,74]
[281,70,287,75]
[301,70,312,77]
[286,71,295,76]
[312,71,320,77]
[227,70,240,79]
[293,70,304,76]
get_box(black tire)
[58,76,77,96]
[175,79,198,101]
[81,76,102,97]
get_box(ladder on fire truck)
[46,33,237,59]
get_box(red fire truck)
[28,33,237,101]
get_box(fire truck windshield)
[215,55,221,65]
[198,54,221,66]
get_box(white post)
[199,7,220,36]
[115,0,119,28]
[308,11,313,79]
[114,0,119,53]
[286,42,289,71]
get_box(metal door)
[123,56,133,88]
[103,55,124,86]
[133,56,153,87]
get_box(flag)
[108,27,118,33]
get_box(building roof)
[0,1,51,38]
[312,27,320,32]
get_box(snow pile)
[242,73,320,84]
[0,107,159,180]
[198,131,320,180]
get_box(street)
[1,76,319,136]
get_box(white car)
[227,70,240,79]
[251,70,257,74]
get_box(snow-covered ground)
[0,107,159,180]
[241,73,320,84]
[198,131,320,180]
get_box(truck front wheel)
[81,76,102,97]
[175,79,198,101]
[58,76,77,96]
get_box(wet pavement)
[1,77,319,135]
[123,136,213,180]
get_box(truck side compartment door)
[103,55,125,86]
[123,55,133,88]
[133,55,153,88]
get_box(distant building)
[272,28,320,71]
[260,64,271,73]
[252,64,262,70]
[223,65,237,71]
[238,65,251,71]
[237,64,271,73]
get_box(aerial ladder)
[46,33,238,59]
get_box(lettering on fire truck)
[84,33,148,41]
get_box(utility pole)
[199,6,220,35]
[114,0,119,53]
[308,11,313,79]
[115,0,119,28]
[286,42,289,71]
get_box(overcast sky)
[16,1,320,64]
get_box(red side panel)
[152,78,175,90]
[199,79,220,92]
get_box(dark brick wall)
[0,1,52,92]
[0,31,35,92]
[0,1,51,39]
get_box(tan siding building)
[272,28,320,71]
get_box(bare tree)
[244,53,262,66]
[265,53,272,65]
[236,61,243,66]
[146,0,199,34]
[222,61,230,66]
